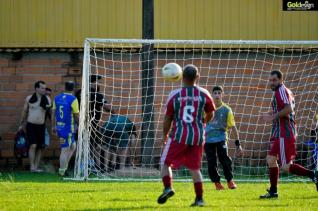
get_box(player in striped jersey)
[260,70,318,199]
[157,64,216,207]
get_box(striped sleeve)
[197,87,215,113]
[165,89,180,117]
[278,86,291,105]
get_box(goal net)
[74,39,318,181]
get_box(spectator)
[45,87,52,148]
[75,74,114,168]
[19,81,51,172]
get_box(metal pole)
[141,0,155,166]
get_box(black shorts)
[26,122,45,149]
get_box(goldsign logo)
[283,0,317,11]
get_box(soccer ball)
[162,63,182,82]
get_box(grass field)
[0,172,318,210]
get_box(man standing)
[260,70,318,198]
[158,64,215,207]
[205,86,243,190]
[52,81,79,176]
[19,81,51,172]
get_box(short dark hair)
[45,87,52,92]
[34,81,45,89]
[212,86,223,93]
[183,64,198,82]
[65,81,75,91]
[270,70,283,79]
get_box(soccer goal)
[74,39,318,181]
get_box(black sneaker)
[260,189,278,199]
[157,187,175,204]
[190,197,205,207]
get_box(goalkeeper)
[101,113,137,171]
[205,86,243,190]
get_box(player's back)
[54,93,77,136]
[165,85,214,146]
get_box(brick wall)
[0,52,82,169]
[0,50,317,170]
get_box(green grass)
[0,172,318,210]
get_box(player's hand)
[261,113,274,122]
[236,146,243,157]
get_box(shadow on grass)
[0,171,64,183]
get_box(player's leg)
[260,155,279,198]
[216,141,236,189]
[260,137,280,199]
[58,137,71,176]
[158,138,180,204]
[204,142,224,190]
[117,148,128,170]
[189,169,204,207]
[34,124,45,171]
[116,133,129,170]
[186,145,205,207]
[280,138,318,191]
[28,144,37,171]
[66,140,76,169]
[34,148,42,171]
[26,123,37,171]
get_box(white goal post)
[74,39,318,181]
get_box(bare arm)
[262,104,292,122]
[230,125,240,141]
[74,113,79,126]
[204,111,214,124]
[51,108,56,134]
[275,104,292,119]
[19,99,28,131]
[163,115,173,140]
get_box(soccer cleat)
[190,197,205,207]
[214,182,225,190]
[227,180,237,189]
[259,189,278,199]
[157,187,175,204]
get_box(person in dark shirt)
[75,74,114,168]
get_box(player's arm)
[19,97,29,131]
[262,104,292,122]
[204,111,214,123]
[227,110,243,155]
[163,93,175,142]
[163,115,173,143]
[204,94,216,123]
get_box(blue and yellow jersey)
[205,102,235,143]
[53,93,79,139]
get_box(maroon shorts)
[160,138,203,171]
[268,137,297,165]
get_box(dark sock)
[269,167,279,193]
[162,175,172,189]
[194,182,203,199]
[289,164,313,179]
